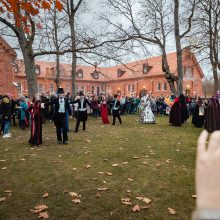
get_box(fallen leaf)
[122,162,128,165]
[31,204,48,213]
[0,160,6,162]
[166,159,172,163]
[168,207,176,215]
[106,172,112,176]
[96,192,101,198]
[133,156,139,159]
[42,192,49,198]
[132,204,141,212]
[2,167,7,170]
[38,211,49,219]
[85,165,92,168]
[156,163,161,167]
[192,195,197,199]
[72,199,81,204]
[84,139,91,143]
[112,164,118,167]
[72,168,77,171]
[58,155,62,158]
[4,190,12,193]
[103,181,106,184]
[141,162,148,165]
[20,158,26,161]
[127,190,131,194]
[97,187,109,191]
[0,197,6,202]
[69,192,78,197]
[98,172,105,175]
[136,197,144,201]
[128,178,133,182]
[143,197,151,204]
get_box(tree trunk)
[161,49,177,96]
[213,66,219,94]
[174,0,183,95]
[19,36,37,98]
[69,14,77,97]
[55,54,61,89]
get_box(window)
[163,82,167,91]
[157,82,161,91]
[38,84,43,93]
[50,84,53,93]
[143,63,148,74]
[127,85,134,92]
[35,65,41,76]
[117,68,126,77]
[76,68,83,78]
[185,67,193,78]
[128,85,131,92]
[131,85,135,92]
[17,82,22,95]
[91,86,94,93]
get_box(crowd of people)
[0,89,220,145]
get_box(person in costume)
[53,88,71,144]
[179,94,189,124]
[100,97,109,124]
[19,98,28,130]
[73,91,91,132]
[204,97,220,133]
[192,97,205,128]
[28,94,42,146]
[140,94,156,124]
[169,97,182,126]
[112,95,122,125]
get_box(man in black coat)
[73,91,91,132]
[112,95,122,125]
[53,88,71,144]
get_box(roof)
[0,36,17,58]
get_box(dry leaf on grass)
[133,156,139,159]
[38,211,49,219]
[72,199,81,204]
[4,190,12,193]
[136,197,151,204]
[98,172,104,175]
[85,165,92,168]
[72,168,77,171]
[192,195,197,199]
[121,198,132,206]
[0,160,6,162]
[97,187,109,191]
[141,162,148,165]
[31,204,48,214]
[106,172,112,176]
[127,190,131,194]
[2,167,7,170]
[122,162,128,165]
[42,192,49,198]
[96,192,101,198]
[132,204,141,212]
[69,192,78,197]
[0,197,6,202]
[168,207,176,215]
[112,164,118,167]
[84,139,91,143]
[128,178,133,182]
[58,155,62,158]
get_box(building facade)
[0,37,204,97]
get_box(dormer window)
[76,68,83,78]
[117,68,126,78]
[143,63,148,74]
[35,64,41,76]
[91,71,99,79]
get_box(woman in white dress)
[140,94,156,124]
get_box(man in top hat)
[112,94,122,125]
[73,91,91,132]
[53,88,71,144]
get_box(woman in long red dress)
[100,100,109,124]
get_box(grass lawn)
[0,115,202,220]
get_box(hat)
[57,88,65,94]
[79,91,84,96]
